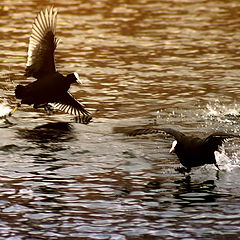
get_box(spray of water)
[206,101,240,120]
[215,145,240,172]
[0,103,12,118]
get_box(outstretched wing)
[127,128,162,136]
[158,128,186,141]
[25,7,60,79]
[204,132,240,151]
[127,127,186,141]
[51,92,90,116]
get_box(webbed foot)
[8,103,21,116]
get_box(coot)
[129,127,239,172]
[15,7,90,118]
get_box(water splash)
[215,146,240,172]
[205,101,240,123]
[0,103,12,118]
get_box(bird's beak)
[169,140,177,153]
[76,78,83,84]
[169,146,175,153]
[74,72,83,84]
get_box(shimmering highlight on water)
[0,0,240,239]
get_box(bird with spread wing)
[13,7,91,123]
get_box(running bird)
[128,127,240,173]
[14,7,90,119]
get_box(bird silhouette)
[14,7,91,121]
[128,127,240,173]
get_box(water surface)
[0,0,240,239]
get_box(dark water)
[1,0,240,239]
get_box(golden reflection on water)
[0,0,240,119]
[0,1,240,239]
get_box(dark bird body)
[129,127,239,172]
[15,7,90,118]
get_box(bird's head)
[169,140,177,153]
[66,72,83,84]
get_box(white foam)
[0,104,11,117]
[206,102,240,117]
[215,146,240,172]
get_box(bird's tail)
[15,85,25,99]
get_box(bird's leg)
[33,104,54,114]
[175,167,187,174]
[8,103,21,116]
[44,104,54,114]
[214,163,220,170]
[33,103,44,109]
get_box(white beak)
[74,72,83,84]
[169,140,177,153]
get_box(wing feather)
[25,7,59,79]
[51,93,90,117]
[204,132,240,151]
[127,127,186,141]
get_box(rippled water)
[0,0,240,239]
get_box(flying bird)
[14,7,91,121]
[128,127,240,173]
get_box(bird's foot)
[175,167,191,174]
[8,103,21,117]
[44,104,54,115]
[33,104,54,115]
